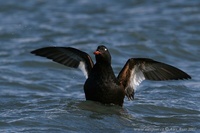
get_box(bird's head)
[93,45,111,64]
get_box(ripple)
[0,0,200,132]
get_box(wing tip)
[30,48,45,55]
[30,50,36,54]
[170,72,192,80]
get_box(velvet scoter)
[31,45,191,106]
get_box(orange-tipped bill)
[93,51,101,55]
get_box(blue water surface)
[0,0,199,132]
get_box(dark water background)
[0,0,200,132]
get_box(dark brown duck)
[31,45,191,106]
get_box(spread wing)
[31,47,94,79]
[117,58,191,100]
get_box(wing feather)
[31,47,94,78]
[118,58,191,100]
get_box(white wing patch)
[78,61,88,79]
[129,67,145,92]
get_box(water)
[0,0,200,132]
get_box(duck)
[31,45,191,106]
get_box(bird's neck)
[92,62,116,79]
[95,61,111,67]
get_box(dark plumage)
[31,45,191,106]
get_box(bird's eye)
[104,48,107,51]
